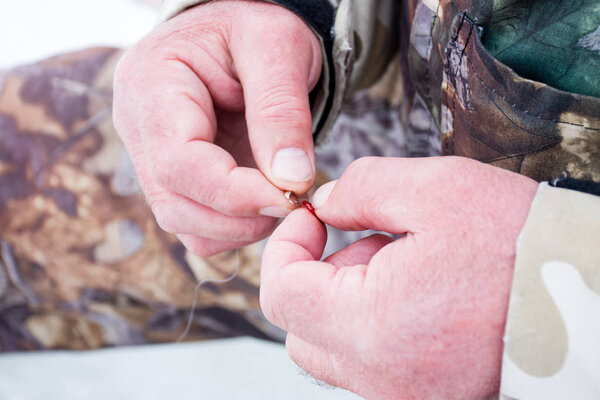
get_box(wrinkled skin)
[261,156,538,399]
[113,0,322,256]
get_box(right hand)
[113,0,322,256]
[260,156,538,399]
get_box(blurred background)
[0,0,157,69]
[0,1,362,399]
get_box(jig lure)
[284,191,319,219]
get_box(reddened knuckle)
[114,52,135,87]
[429,156,474,187]
[286,344,305,370]
[259,292,279,326]
[240,221,261,241]
[150,161,169,188]
[445,155,470,170]
[114,46,152,94]
[146,196,174,232]
[154,209,176,234]
[247,219,275,241]
[180,237,215,258]
[149,150,177,189]
[112,56,137,124]
[205,184,229,213]
[193,246,220,258]
[346,157,378,178]
[259,274,288,324]
[253,14,304,43]
[221,184,238,211]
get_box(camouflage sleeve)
[159,0,400,143]
[500,182,600,399]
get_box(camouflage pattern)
[437,4,600,182]
[162,0,600,177]
[0,48,284,351]
[331,1,600,397]
[501,184,600,399]
[165,2,600,395]
[164,0,600,395]
[0,46,406,352]
[2,0,599,396]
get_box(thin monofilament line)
[176,248,241,343]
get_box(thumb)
[232,10,322,194]
[310,157,436,234]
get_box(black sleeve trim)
[270,0,337,139]
[272,0,335,42]
[549,174,600,197]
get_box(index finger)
[261,209,364,346]
[120,56,296,216]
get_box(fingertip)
[282,206,327,239]
[264,207,327,268]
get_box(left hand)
[260,156,538,399]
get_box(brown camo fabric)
[0,48,282,351]
[2,0,600,352]
[397,0,600,182]
[0,46,407,352]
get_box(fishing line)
[177,191,316,342]
[176,248,241,343]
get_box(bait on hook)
[284,191,319,219]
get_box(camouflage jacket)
[0,48,288,350]
[161,0,600,398]
[0,0,597,398]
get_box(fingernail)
[272,147,314,182]
[312,180,337,208]
[259,206,291,218]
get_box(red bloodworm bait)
[301,200,318,218]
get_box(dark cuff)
[549,173,600,197]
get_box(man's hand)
[113,1,321,256]
[260,157,538,399]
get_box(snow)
[0,0,157,69]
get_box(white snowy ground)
[0,0,156,69]
[0,338,362,400]
[0,2,362,399]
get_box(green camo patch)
[482,0,600,98]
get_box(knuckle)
[259,275,292,328]
[149,160,169,188]
[255,86,310,125]
[213,184,234,213]
[149,199,177,234]
[243,219,274,241]
[113,46,151,95]
[256,12,310,47]
[259,289,279,325]
[179,236,216,258]
[112,54,140,132]
[202,184,227,213]
[441,155,468,170]
[346,157,379,178]
[209,178,250,216]
[149,150,179,190]
[426,156,471,187]
[286,342,305,370]
[193,246,220,258]
[113,51,135,87]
